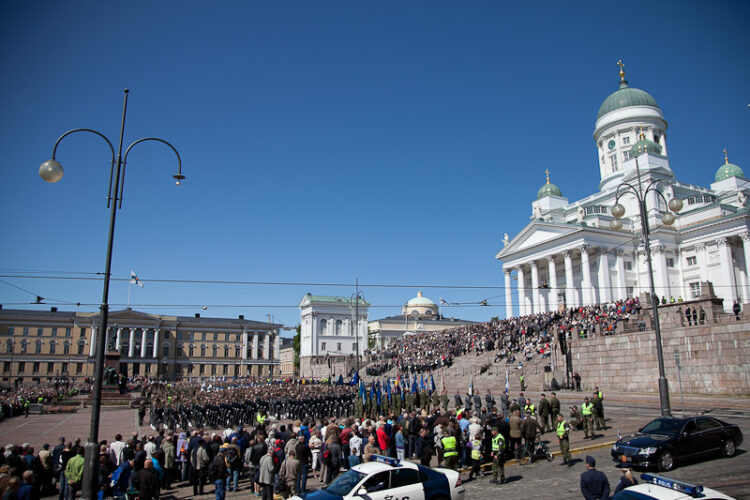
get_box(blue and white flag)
[130,270,144,287]
[505,370,510,393]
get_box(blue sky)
[1,1,748,333]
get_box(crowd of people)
[0,383,614,500]
[366,298,643,381]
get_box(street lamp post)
[38,89,184,500]
[349,279,365,378]
[610,155,682,417]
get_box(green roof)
[630,136,662,157]
[302,293,369,306]
[597,80,660,120]
[715,162,744,182]
[537,182,562,199]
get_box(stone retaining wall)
[571,297,750,395]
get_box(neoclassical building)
[368,291,475,349]
[496,64,749,316]
[298,294,369,357]
[0,307,280,386]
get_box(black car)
[611,416,743,471]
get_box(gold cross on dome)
[617,59,626,81]
[724,148,729,164]
[545,169,550,184]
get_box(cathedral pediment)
[495,222,581,259]
[106,309,162,322]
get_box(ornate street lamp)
[349,278,365,379]
[38,89,184,500]
[610,152,682,417]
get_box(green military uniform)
[420,390,428,411]
[354,398,363,419]
[382,396,390,417]
[538,396,551,432]
[440,393,449,411]
[491,430,505,484]
[431,392,440,411]
[393,392,402,415]
[581,399,594,438]
[370,394,378,417]
[556,416,571,464]
[405,393,414,413]
[519,374,526,391]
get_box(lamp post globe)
[39,159,64,183]
[610,218,623,231]
[668,198,684,212]
[611,203,625,219]
[661,212,676,226]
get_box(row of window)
[2,327,264,343]
[4,361,81,375]
[686,195,715,206]
[2,361,274,377]
[5,326,77,337]
[6,339,85,355]
[320,342,357,352]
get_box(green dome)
[630,135,662,157]
[597,80,660,120]
[537,182,562,199]
[715,157,744,182]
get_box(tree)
[293,325,301,372]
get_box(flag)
[411,376,418,394]
[505,370,510,394]
[440,298,448,305]
[352,371,359,385]
[420,373,424,391]
[430,374,436,395]
[441,369,447,394]
[130,270,144,287]
[469,374,474,397]
[386,379,392,401]
[359,379,366,403]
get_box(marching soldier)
[538,393,551,432]
[592,390,605,430]
[549,391,561,422]
[440,391,449,412]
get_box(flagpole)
[127,279,131,307]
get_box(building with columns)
[496,64,749,316]
[368,291,476,350]
[0,307,280,387]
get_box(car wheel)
[658,450,675,471]
[722,439,736,457]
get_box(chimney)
[238,315,244,320]
[195,313,200,318]
[50,307,58,312]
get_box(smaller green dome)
[715,150,744,182]
[537,170,562,199]
[630,134,662,158]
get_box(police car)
[289,455,465,500]
[612,473,736,500]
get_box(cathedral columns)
[504,270,513,318]
[564,250,577,308]
[695,243,709,284]
[141,329,148,358]
[517,266,526,316]
[651,245,669,300]
[742,234,750,302]
[598,249,612,303]
[152,329,160,358]
[580,245,593,306]
[547,256,558,312]
[614,250,627,300]
[716,238,738,304]
[530,261,540,314]
[128,328,135,358]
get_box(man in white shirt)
[109,434,127,466]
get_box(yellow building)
[0,307,280,387]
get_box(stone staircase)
[363,348,561,397]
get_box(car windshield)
[640,418,682,436]
[324,469,366,496]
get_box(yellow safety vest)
[257,413,267,424]
[581,402,593,416]
[442,436,457,457]
[471,440,481,460]
[492,433,505,452]
[556,420,568,439]
[524,404,536,416]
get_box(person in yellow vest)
[519,373,526,391]
[523,398,536,417]
[467,437,482,481]
[256,409,267,426]
[556,414,572,466]
[441,429,458,471]
[490,427,505,484]
[581,397,594,439]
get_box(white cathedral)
[496,62,749,317]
